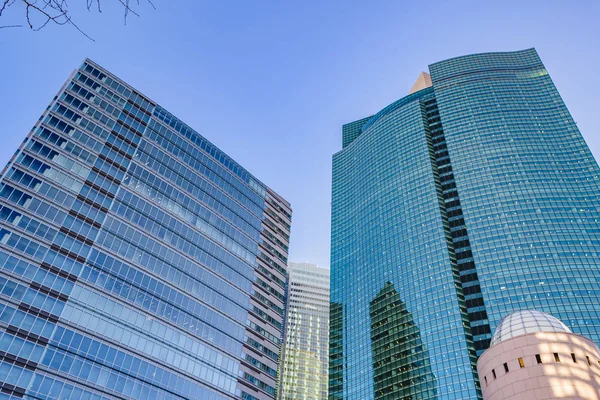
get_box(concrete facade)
[478,329,600,399]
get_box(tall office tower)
[278,262,329,399]
[329,48,600,399]
[0,59,291,400]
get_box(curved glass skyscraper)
[329,48,600,399]
[0,59,291,400]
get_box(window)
[484,376,488,386]
[536,354,542,364]
[503,363,509,373]
[586,356,591,366]
[571,353,577,363]
[518,357,525,368]
[492,369,496,379]
[554,353,560,363]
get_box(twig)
[0,0,155,39]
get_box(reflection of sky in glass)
[331,86,479,399]
[331,48,600,400]
[0,58,291,400]
[2,2,600,272]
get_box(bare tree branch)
[0,0,154,39]
[0,0,17,16]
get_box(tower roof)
[490,310,571,346]
[408,72,432,94]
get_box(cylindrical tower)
[478,310,600,399]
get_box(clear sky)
[1,0,599,269]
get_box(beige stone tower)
[477,310,600,399]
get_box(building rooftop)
[408,71,432,94]
[490,310,571,346]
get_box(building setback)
[0,59,291,400]
[277,262,329,399]
[329,48,600,399]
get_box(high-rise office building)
[329,48,600,399]
[278,262,329,400]
[0,59,291,400]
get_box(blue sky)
[1,0,599,269]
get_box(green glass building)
[329,48,600,399]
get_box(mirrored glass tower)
[330,48,600,399]
[0,59,291,400]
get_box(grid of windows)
[0,59,291,399]
[429,49,600,345]
[278,262,329,399]
[330,48,600,399]
[331,92,479,399]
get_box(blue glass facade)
[330,48,600,399]
[0,59,291,400]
